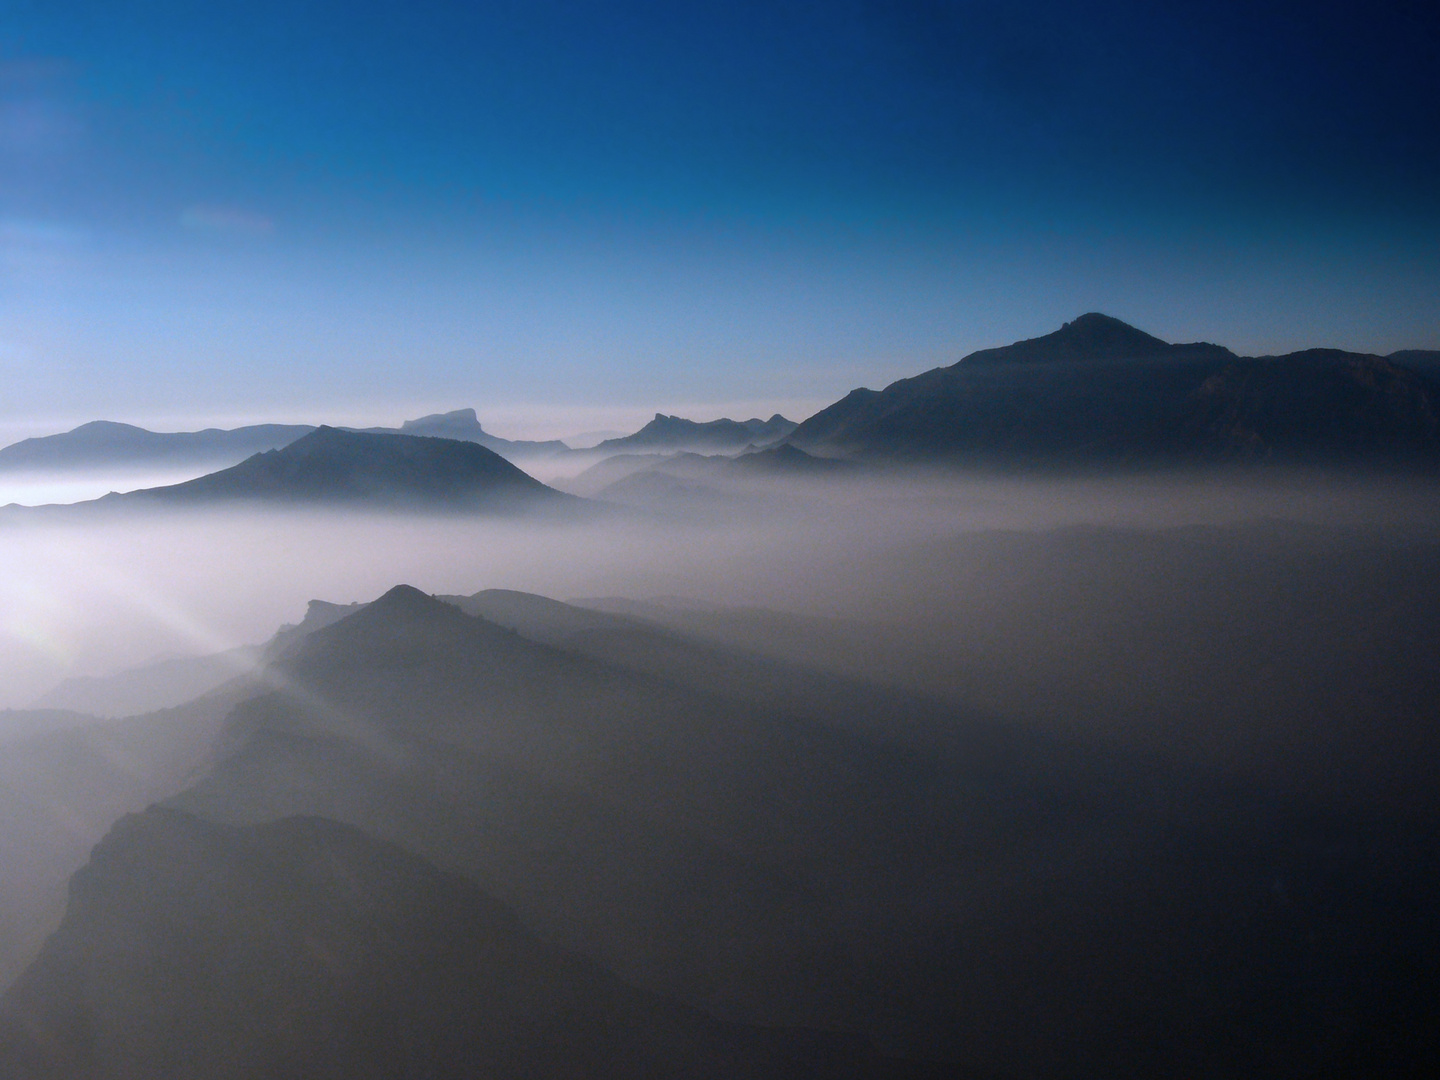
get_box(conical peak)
[1054,313,1169,352]
[366,584,450,618]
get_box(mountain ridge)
[593,413,797,454]
[788,314,1440,467]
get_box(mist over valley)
[1,313,1438,1077]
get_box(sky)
[1,0,1437,440]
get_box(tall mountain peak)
[960,313,1177,366]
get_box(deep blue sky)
[2,0,1437,437]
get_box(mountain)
[28,648,262,718]
[155,583,1440,1077]
[0,410,567,479]
[27,599,362,718]
[167,584,946,1040]
[386,407,569,457]
[594,413,797,454]
[553,446,849,511]
[1392,349,1440,386]
[0,421,314,473]
[0,683,255,990]
[0,808,946,1080]
[788,313,1440,467]
[729,443,855,475]
[106,427,572,510]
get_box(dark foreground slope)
[0,685,254,990]
[159,584,1440,1078]
[0,808,946,1080]
[790,313,1440,467]
[109,426,572,511]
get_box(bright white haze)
[4,470,1436,711]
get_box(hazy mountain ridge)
[0,411,566,480]
[146,582,1440,1076]
[0,421,316,473]
[0,681,260,990]
[593,413,798,454]
[789,313,1440,467]
[29,647,263,718]
[26,599,366,718]
[0,576,1437,1075]
[0,807,954,1080]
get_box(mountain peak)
[365,583,452,619]
[1057,312,1169,350]
[950,313,1184,368]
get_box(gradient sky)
[2,0,1437,439]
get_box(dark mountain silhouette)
[594,413,797,454]
[0,808,951,1080]
[1392,349,1440,386]
[107,427,572,510]
[0,420,314,472]
[152,583,1440,1077]
[789,313,1440,467]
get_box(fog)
[4,466,1440,1077]
[4,468,1438,762]
[0,467,220,510]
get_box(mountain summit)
[963,312,1190,365]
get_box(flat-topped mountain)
[109,427,571,510]
[594,413,797,454]
[0,808,942,1080]
[368,408,569,458]
[789,314,1440,467]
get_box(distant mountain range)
[789,313,1440,467]
[0,409,793,477]
[5,319,1438,481]
[100,427,572,511]
[592,413,797,454]
[0,420,314,473]
[0,409,567,476]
